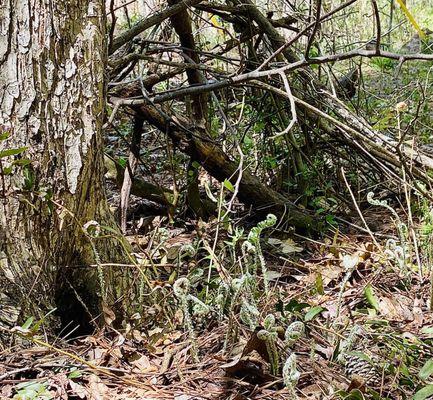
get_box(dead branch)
[110,0,204,54]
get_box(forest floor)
[2,61,433,399]
[2,206,433,400]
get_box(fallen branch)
[135,102,316,230]
[109,0,203,54]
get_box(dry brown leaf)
[268,237,303,254]
[87,374,109,400]
[164,234,195,260]
[130,354,157,373]
[267,238,282,246]
[102,302,116,326]
[1,384,13,398]
[87,346,107,366]
[378,294,414,320]
[69,380,88,399]
[281,238,304,254]
[341,253,360,270]
[162,330,182,345]
[300,383,326,398]
[131,329,146,343]
[413,297,424,327]
[300,260,343,288]
[221,356,272,384]
[241,329,269,361]
[315,344,334,359]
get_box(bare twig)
[370,0,381,54]
[110,0,203,54]
[305,0,322,59]
[269,72,297,139]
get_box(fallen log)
[133,102,316,230]
[105,155,217,216]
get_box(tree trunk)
[0,0,124,336]
[169,0,210,218]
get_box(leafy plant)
[257,314,279,375]
[13,381,52,400]
[283,353,300,398]
[0,132,31,178]
[173,277,210,360]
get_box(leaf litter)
[2,210,433,399]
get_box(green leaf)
[345,389,364,400]
[68,368,82,379]
[21,317,33,330]
[118,157,127,168]
[0,146,27,158]
[31,308,57,333]
[333,389,365,400]
[400,362,411,378]
[325,214,337,226]
[364,284,380,311]
[99,225,120,235]
[421,326,433,337]
[419,359,433,380]
[13,381,52,400]
[23,166,35,190]
[15,381,44,390]
[304,306,325,321]
[12,159,32,166]
[223,179,234,192]
[285,299,310,313]
[364,319,389,327]
[0,132,10,140]
[414,384,433,400]
[3,166,13,175]
[370,389,384,400]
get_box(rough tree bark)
[0,0,124,336]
